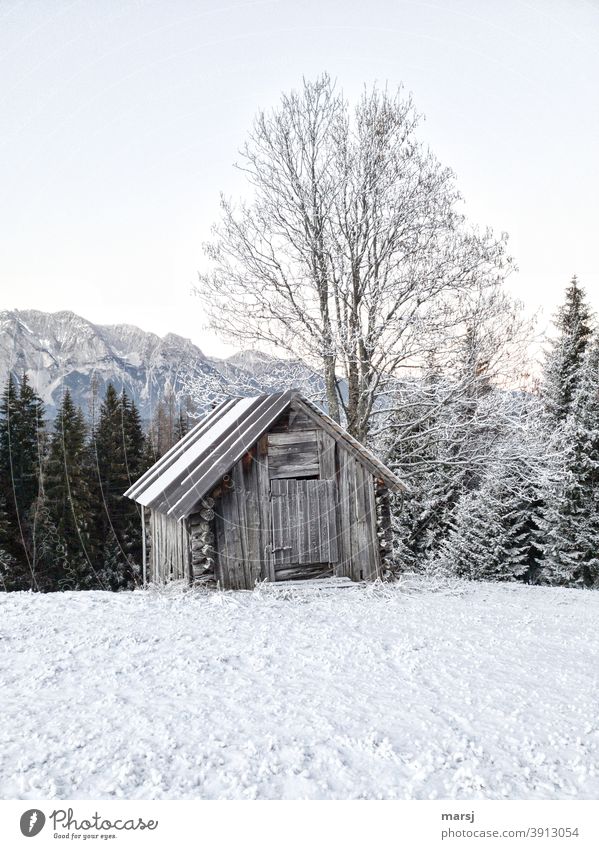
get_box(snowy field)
[1,578,598,800]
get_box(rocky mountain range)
[0,309,324,421]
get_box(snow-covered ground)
[1,578,598,800]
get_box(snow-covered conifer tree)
[541,335,599,587]
[534,277,595,585]
[387,308,533,571]
[542,276,592,424]
[438,449,543,582]
[433,383,545,582]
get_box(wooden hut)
[124,390,406,589]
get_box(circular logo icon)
[19,810,46,837]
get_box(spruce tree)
[438,456,540,582]
[389,375,438,570]
[0,373,46,588]
[535,277,595,584]
[90,384,141,588]
[44,390,96,589]
[16,373,46,509]
[120,392,145,485]
[0,493,18,591]
[543,276,592,423]
[119,391,145,574]
[390,329,494,571]
[0,376,21,565]
[18,375,47,587]
[541,336,599,587]
[0,374,45,526]
[438,486,506,581]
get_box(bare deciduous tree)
[195,74,516,440]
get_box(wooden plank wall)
[212,407,381,588]
[336,446,380,581]
[149,510,190,583]
[214,440,271,589]
[317,429,336,479]
[215,410,319,588]
[267,431,319,478]
[271,478,338,569]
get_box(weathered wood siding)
[214,441,271,589]
[210,407,381,588]
[267,430,319,478]
[336,446,380,581]
[271,478,338,571]
[317,429,336,479]
[149,510,190,582]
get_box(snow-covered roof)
[125,390,406,520]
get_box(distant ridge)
[0,308,324,420]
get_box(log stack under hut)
[124,390,406,589]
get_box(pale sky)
[1,0,598,356]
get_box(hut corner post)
[141,507,147,587]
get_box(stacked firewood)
[190,496,217,584]
[375,482,395,578]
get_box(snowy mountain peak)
[0,308,324,421]
[0,308,215,420]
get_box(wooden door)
[271,479,338,577]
